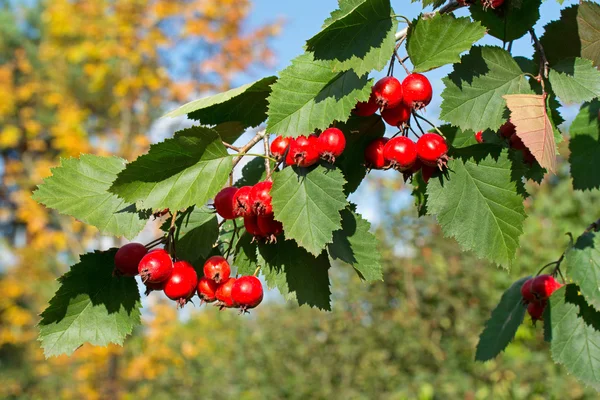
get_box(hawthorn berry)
[521,278,537,303]
[216,277,238,309]
[381,102,411,128]
[402,73,433,110]
[499,121,515,139]
[483,0,504,9]
[244,214,264,239]
[528,301,546,322]
[421,165,436,184]
[257,213,284,242]
[138,249,173,283]
[372,76,403,110]
[232,276,264,312]
[197,276,219,303]
[164,260,198,308]
[287,135,320,167]
[364,137,389,170]
[270,136,290,160]
[531,274,563,300]
[114,242,147,277]
[416,133,449,169]
[475,131,484,143]
[144,280,165,296]
[233,186,254,217]
[509,134,536,165]
[250,181,273,215]
[203,255,231,284]
[383,137,417,171]
[214,186,239,220]
[318,128,346,163]
[352,93,379,117]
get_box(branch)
[529,29,549,81]
[232,129,267,169]
[263,135,272,179]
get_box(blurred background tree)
[1,0,597,399]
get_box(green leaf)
[410,0,445,9]
[328,208,382,282]
[32,155,148,240]
[471,0,541,42]
[335,115,385,194]
[544,302,553,343]
[475,276,529,361]
[579,1,600,68]
[271,165,347,256]
[266,53,372,138]
[234,232,260,276]
[549,58,600,105]
[426,149,526,267]
[257,240,332,310]
[38,249,141,357]
[213,122,246,144]
[109,127,231,211]
[234,157,267,188]
[407,13,486,73]
[411,171,428,217]
[566,232,600,310]
[163,77,277,129]
[306,0,397,76]
[170,207,218,265]
[550,284,600,390]
[440,46,532,133]
[569,100,600,191]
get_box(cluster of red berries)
[269,127,347,168]
[458,0,504,9]
[353,73,433,127]
[114,244,263,311]
[363,133,449,182]
[520,274,563,322]
[475,121,535,165]
[213,181,282,242]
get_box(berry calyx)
[372,76,403,110]
[318,127,346,163]
[164,260,198,308]
[114,242,147,277]
[197,276,219,303]
[270,136,290,160]
[203,255,231,284]
[216,277,238,309]
[531,274,563,300]
[250,181,273,215]
[381,102,411,128]
[214,186,239,220]
[528,301,546,322]
[231,276,264,312]
[483,0,504,9]
[232,186,254,217]
[402,73,433,110]
[287,135,320,167]
[352,93,379,117]
[257,213,284,242]
[520,278,536,303]
[475,131,484,143]
[138,249,173,283]
[416,133,449,169]
[364,137,389,170]
[383,137,417,171]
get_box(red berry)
[499,121,515,139]
[214,186,239,220]
[364,137,389,170]
[143,280,165,296]
[416,133,449,168]
[531,274,563,300]
[203,255,231,284]
[510,134,536,165]
[352,93,379,117]
[483,0,504,9]
[138,249,173,283]
[244,214,264,239]
[528,301,546,322]
[383,137,417,171]
[257,213,283,242]
[164,260,198,307]
[232,276,264,311]
[216,277,238,308]
[286,135,319,167]
[381,102,411,128]
[372,76,403,110]
[270,136,290,160]
[250,181,273,215]
[318,128,346,163]
[232,186,254,217]
[114,242,147,277]
[521,278,536,303]
[402,73,433,110]
[421,165,436,183]
[197,277,219,303]
[475,131,484,143]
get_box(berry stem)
[145,236,166,250]
[232,129,267,170]
[253,266,261,277]
[412,112,444,137]
[412,112,426,135]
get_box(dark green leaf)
[170,206,218,265]
[234,157,267,188]
[234,232,260,276]
[569,100,600,191]
[579,1,600,68]
[566,232,600,310]
[471,0,541,42]
[538,6,580,66]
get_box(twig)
[584,218,600,233]
[394,50,411,75]
[223,142,240,152]
[529,29,548,86]
[412,112,426,135]
[413,112,444,136]
[232,129,267,169]
[263,135,272,179]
